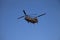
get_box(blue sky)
[0,0,60,40]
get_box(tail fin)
[23,10,27,15]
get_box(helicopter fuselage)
[25,16,38,23]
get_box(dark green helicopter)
[18,10,46,24]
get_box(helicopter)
[18,10,46,24]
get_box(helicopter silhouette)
[18,10,46,24]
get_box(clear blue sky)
[0,0,60,40]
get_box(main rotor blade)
[17,16,24,19]
[23,10,27,15]
[35,13,46,18]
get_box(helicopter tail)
[23,10,27,16]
